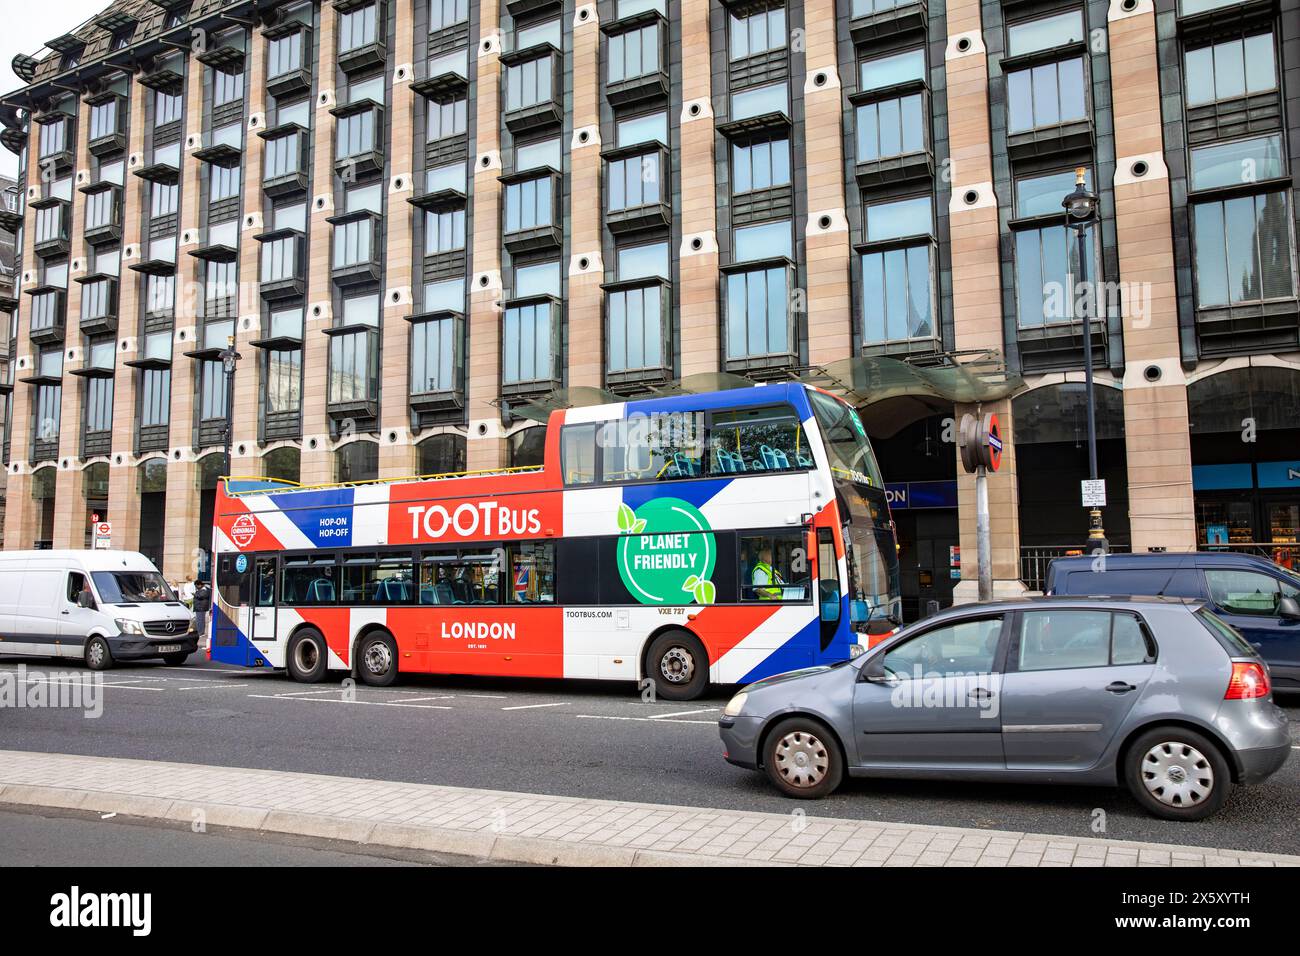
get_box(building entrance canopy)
[510,352,1024,423]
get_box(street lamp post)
[218,334,242,484]
[1062,167,1107,555]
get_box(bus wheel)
[287,629,328,683]
[647,631,709,701]
[84,636,113,671]
[356,631,398,687]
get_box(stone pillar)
[945,8,1026,600]
[4,113,46,549]
[1108,0,1195,552]
[802,0,852,365]
[52,95,94,549]
[566,4,604,390]
[466,1,506,472]
[677,0,719,377]
[300,4,339,486]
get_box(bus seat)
[434,582,455,604]
[796,453,813,468]
[307,578,335,603]
[419,585,437,605]
[761,445,790,470]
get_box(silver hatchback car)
[718,598,1292,820]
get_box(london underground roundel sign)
[985,414,1003,473]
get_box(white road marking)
[156,665,247,673]
[463,694,509,700]
[397,696,455,703]
[642,708,718,720]
[246,694,452,710]
[177,683,251,691]
[572,714,715,725]
[501,702,570,711]
[269,688,343,698]
[12,676,163,692]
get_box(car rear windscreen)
[1194,607,1260,659]
[1060,568,1201,598]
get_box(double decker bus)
[209,384,900,700]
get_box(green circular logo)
[616,497,716,605]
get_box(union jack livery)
[209,384,900,699]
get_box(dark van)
[1046,552,1300,688]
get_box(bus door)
[251,556,278,644]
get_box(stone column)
[676,0,720,377]
[466,2,506,471]
[802,0,852,365]
[566,4,604,390]
[1108,0,1195,551]
[945,9,1026,600]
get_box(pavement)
[2,749,1298,867]
[3,656,1298,856]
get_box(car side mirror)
[1279,596,1300,621]
[76,591,95,609]
[861,655,890,683]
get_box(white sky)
[0,0,109,179]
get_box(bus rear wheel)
[287,629,328,683]
[356,631,398,687]
[646,631,709,701]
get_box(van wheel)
[161,652,190,665]
[1125,727,1232,821]
[356,631,398,687]
[646,631,709,701]
[84,637,113,671]
[287,629,329,683]
[763,717,844,799]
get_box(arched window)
[335,441,378,483]
[507,426,546,468]
[263,446,301,484]
[418,433,467,476]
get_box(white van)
[0,550,196,669]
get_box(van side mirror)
[1279,596,1300,621]
[76,591,95,609]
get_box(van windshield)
[92,571,176,604]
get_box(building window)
[34,205,65,245]
[264,445,301,482]
[328,331,377,403]
[85,189,117,230]
[730,82,788,121]
[261,234,300,283]
[155,90,182,126]
[1013,169,1096,328]
[34,381,62,445]
[1193,194,1294,307]
[38,119,68,159]
[411,316,457,395]
[725,266,788,360]
[199,360,228,421]
[264,131,303,180]
[503,302,554,386]
[607,152,661,212]
[337,109,378,160]
[861,246,933,345]
[141,367,171,428]
[333,217,375,269]
[204,261,237,318]
[80,278,114,322]
[89,99,119,141]
[729,5,786,61]
[429,0,469,31]
[1006,9,1085,57]
[209,164,241,203]
[607,243,669,375]
[266,348,303,414]
[859,48,925,93]
[856,93,924,163]
[85,375,113,434]
[424,208,465,255]
[1007,58,1086,133]
[609,23,660,84]
[267,32,304,79]
[146,274,175,315]
[732,138,789,195]
[335,441,379,483]
[1184,33,1276,107]
[616,110,668,147]
[339,4,379,53]
[418,433,465,475]
[504,175,554,232]
[427,97,467,141]
[151,181,178,218]
[30,290,63,334]
[505,55,554,112]
[212,69,244,108]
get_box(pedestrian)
[192,575,213,643]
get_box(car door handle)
[968,688,994,700]
[1105,681,1136,694]
[60,609,70,615]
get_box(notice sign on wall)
[1081,479,1107,507]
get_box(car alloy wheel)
[773,730,830,790]
[1141,741,1214,808]
[86,640,106,669]
[659,646,694,685]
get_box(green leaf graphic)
[696,579,717,605]
[682,574,700,592]
[631,518,647,534]
[617,502,636,532]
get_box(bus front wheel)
[287,629,329,683]
[646,631,709,702]
[356,631,398,687]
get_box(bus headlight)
[722,692,749,717]
[116,619,145,636]
[849,643,865,658]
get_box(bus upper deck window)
[708,405,809,475]
[562,423,598,485]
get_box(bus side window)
[740,531,809,602]
[708,405,810,475]
[217,554,249,607]
[562,424,599,486]
[817,528,841,623]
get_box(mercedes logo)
[165,621,175,633]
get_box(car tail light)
[1225,660,1270,700]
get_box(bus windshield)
[808,390,884,488]
[92,571,176,604]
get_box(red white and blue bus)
[208,384,900,700]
